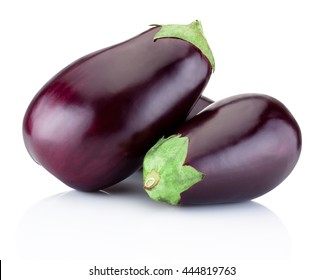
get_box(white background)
[0,0,322,279]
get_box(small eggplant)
[23,21,214,192]
[143,94,302,205]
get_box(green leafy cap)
[152,20,215,72]
[143,135,204,205]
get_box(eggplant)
[23,21,214,192]
[143,94,302,205]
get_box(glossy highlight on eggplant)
[23,21,214,192]
[186,95,213,120]
[143,94,302,205]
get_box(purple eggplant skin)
[177,94,302,204]
[23,26,212,192]
[136,95,214,173]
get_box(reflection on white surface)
[16,172,290,260]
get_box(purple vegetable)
[23,21,214,192]
[143,93,302,205]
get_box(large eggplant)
[23,21,214,192]
[143,94,302,205]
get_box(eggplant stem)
[142,135,204,205]
[144,169,160,190]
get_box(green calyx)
[151,20,215,72]
[143,135,204,205]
